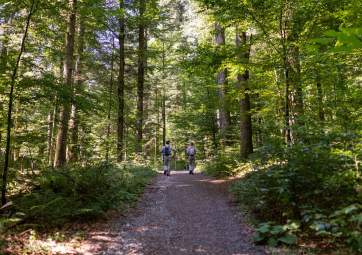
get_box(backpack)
[164,146,171,156]
[187,147,195,156]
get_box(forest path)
[78,171,267,255]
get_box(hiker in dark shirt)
[161,141,172,176]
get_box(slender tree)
[106,38,115,161]
[2,0,36,205]
[68,18,85,162]
[136,0,146,153]
[117,0,126,161]
[214,22,229,142]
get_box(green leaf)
[256,223,271,233]
[278,234,298,245]
[267,237,279,247]
[253,233,265,243]
[270,225,285,235]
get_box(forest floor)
[70,171,268,255]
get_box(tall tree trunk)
[46,111,53,165]
[161,42,166,146]
[0,16,12,159]
[49,99,58,166]
[68,19,84,162]
[236,29,253,159]
[214,22,229,142]
[54,0,77,167]
[117,0,125,162]
[288,44,304,126]
[279,6,292,145]
[106,38,115,161]
[136,0,146,153]
[2,0,36,205]
[316,74,325,122]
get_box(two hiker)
[161,141,196,175]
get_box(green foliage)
[254,221,299,247]
[2,162,156,230]
[200,153,240,177]
[231,139,361,251]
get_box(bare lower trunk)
[106,38,115,161]
[161,42,166,146]
[136,0,146,153]
[49,99,58,166]
[117,0,125,162]
[162,88,166,146]
[54,0,77,168]
[47,111,53,165]
[236,29,253,159]
[68,19,84,162]
[288,45,304,135]
[68,104,78,161]
[316,75,325,122]
[2,0,35,205]
[215,23,229,141]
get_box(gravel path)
[79,171,267,255]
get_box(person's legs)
[188,156,195,174]
[165,156,171,176]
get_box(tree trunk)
[162,87,166,146]
[316,74,325,122]
[2,0,36,205]
[47,111,53,165]
[288,44,304,125]
[161,42,166,146]
[54,0,77,167]
[106,38,115,161]
[136,0,146,153]
[214,22,229,141]
[0,16,12,159]
[236,29,253,159]
[117,0,125,162]
[68,19,84,162]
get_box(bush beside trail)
[0,162,157,231]
[201,142,361,253]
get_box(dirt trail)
[78,171,267,255]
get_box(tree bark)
[117,0,125,162]
[288,44,304,126]
[161,42,166,146]
[2,0,36,205]
[162,88,166,146]
[47,111,53,165]
[214,22,229,141]
[54,0,77,167]
[236,29,253,159]
[68,18,85,162]
[316,74,325,122]
[106,38,115,161]
[136,0,146,153]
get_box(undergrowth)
[0,162,156,231]
[201,139,361,253]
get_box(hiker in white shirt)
[186,142,196,175]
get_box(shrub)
[3,162,156,229]
[231,142,361,252]
[200,153,240,177]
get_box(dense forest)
[0,0,361,254]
